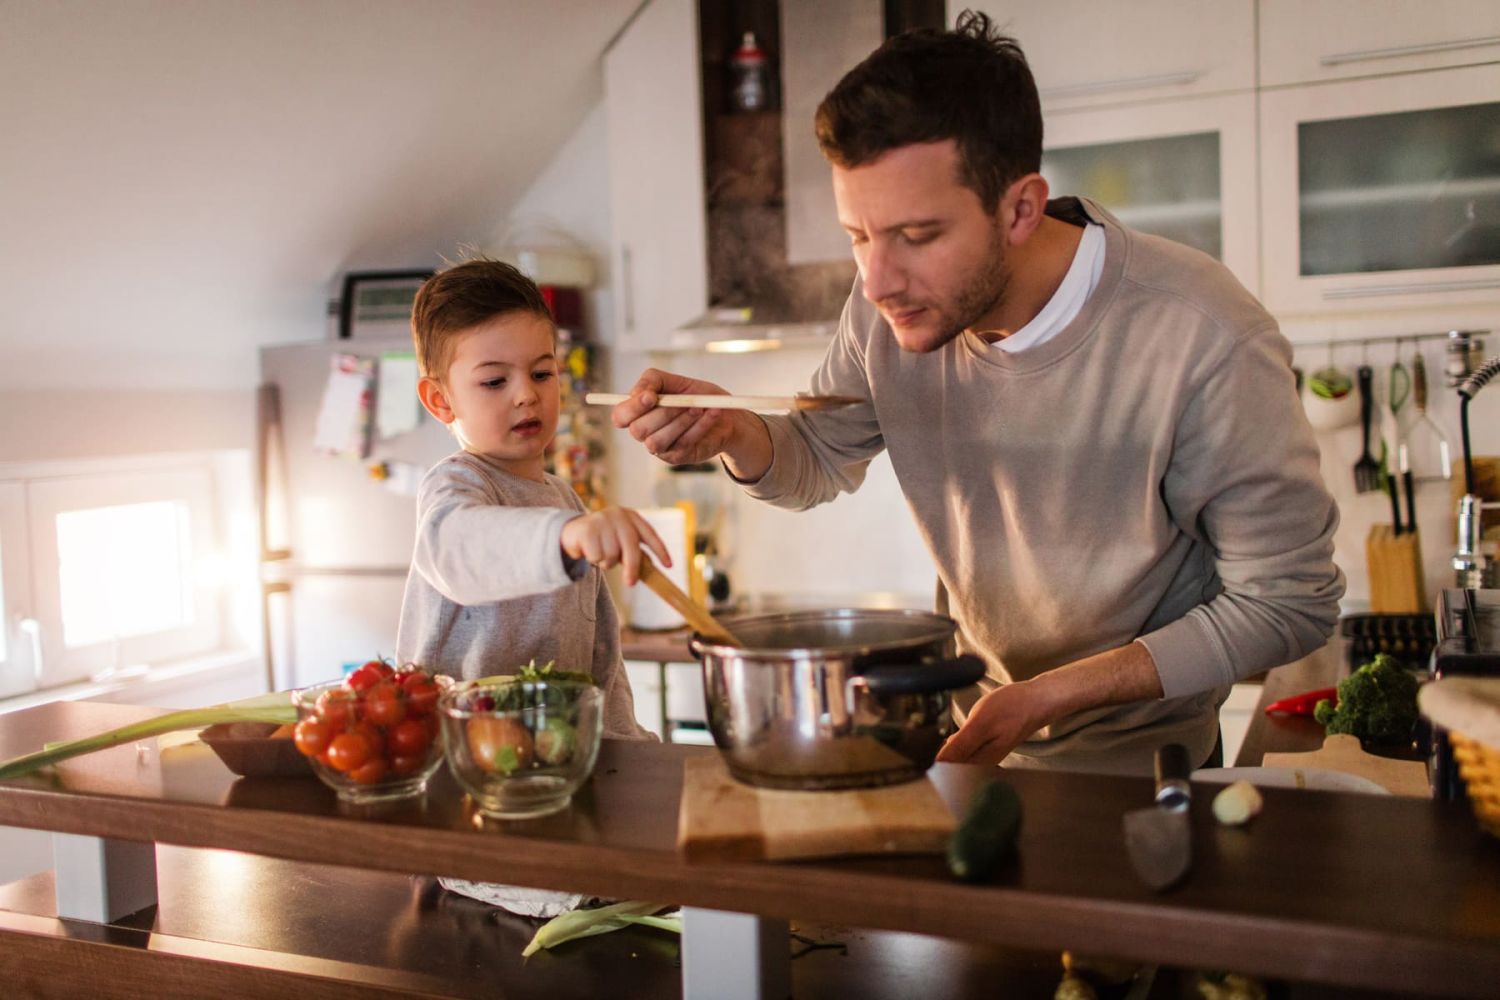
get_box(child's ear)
[418,376,456,425]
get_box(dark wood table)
[1,699,1498,997]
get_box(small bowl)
[439,679,604,819]
[292,677,450,804]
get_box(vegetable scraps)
[522,900,680,957]
[1313,653,1420,746]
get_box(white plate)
[1192,766,1389,795]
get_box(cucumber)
[947,780,1023,882]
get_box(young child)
[395,257,667,742]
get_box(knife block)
[1365,525,1426,613]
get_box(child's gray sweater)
[395,451,652,741]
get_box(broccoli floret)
[1313,653,1420,745]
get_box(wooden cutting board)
[677,755,957,862]
[1262,734,1430,798]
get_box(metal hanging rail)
[1287,330,1486,352]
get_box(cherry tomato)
[349,756,389,785]
[326,731,372,773]
[389,753,425,775]
[388,718,431,757]
[346,662,385,693]
[353,720,386,757]
[363,682,406,727]
[404,677,440,718]
[292,718,332,757]
[315,689,356,729]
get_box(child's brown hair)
[410,258,553,380]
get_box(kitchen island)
[1,692,1497,998]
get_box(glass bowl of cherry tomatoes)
[291,661,451,804]
[439,674,604,819]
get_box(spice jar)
[729,31,769,113]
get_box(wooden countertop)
[1,700,1498,995]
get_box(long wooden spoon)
[585,392,861,413]
[637,560,742,647]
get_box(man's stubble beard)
[912,222,1012,354]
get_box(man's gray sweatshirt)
[743,198,1344,774]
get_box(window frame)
[1,457,226,693]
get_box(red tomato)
[315,689,355,729]
[363,682,406,727]
[349,756,389,785]
[346,662,385,693]
[326,731,372,773]
[388,718,431,757]
[404,677,440,718]
[353,720,386,757]
[389,753,425,775]
[293,718,332,757]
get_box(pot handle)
[852,653,986,697]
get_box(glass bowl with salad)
[291,661,450,804]
[438,661,604,819]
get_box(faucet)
[1453,354,1500,588]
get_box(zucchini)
[947,779,1023,882]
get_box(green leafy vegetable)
[475,659,595,712]
[1313,653,1420,745]
[0,691,298,780]
[522,899,680,957]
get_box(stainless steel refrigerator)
[257,338,455,690]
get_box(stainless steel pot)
[689,608,985,790]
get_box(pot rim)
[689,606,956,659]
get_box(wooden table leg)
[52,833,157,923]
[681,908,790,1000]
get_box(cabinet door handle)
[1322,277,1500,300]
[1320,36,1500,67]
[1041,69,1202,102]
[621,244,635,335]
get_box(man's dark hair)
[411,257,553,379]
[814,10,1042,212]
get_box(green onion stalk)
[523,899,681,957]
[0,691,298,781]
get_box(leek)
[522,899,681,957]
[0,690,298,780]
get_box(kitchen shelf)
[1299,175,1500,212]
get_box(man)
[611,12,1343,775]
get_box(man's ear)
[418,376,456,425]
[999,172,1049,247]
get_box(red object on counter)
[1264,686,1339,716]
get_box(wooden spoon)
[637,560,742,647]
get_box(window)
[0,459,232,697]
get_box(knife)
[1122,744,1192,891]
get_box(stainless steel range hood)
[665,311,839,354]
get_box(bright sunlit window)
[55,500,195,649]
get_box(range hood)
[666,310,839,354]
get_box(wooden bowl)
[200,721,314,778]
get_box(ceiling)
[0,0,641,391]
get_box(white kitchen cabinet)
[1044,92,1259,295]
[1259,0,1500,88]
[604,0,708,351]
[1260,62,1500,316]
[955,1,1254,112]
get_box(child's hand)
[560,508,672,586]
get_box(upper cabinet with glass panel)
[1261,63,1500,316]
[1043,93,1260,295]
